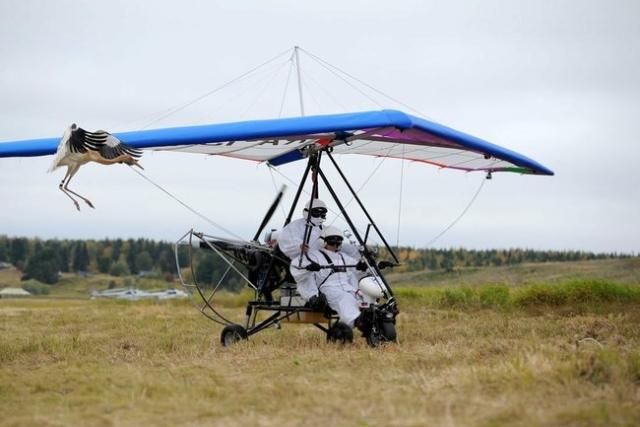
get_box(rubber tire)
[327,322,354,344]
[366,322,397,347]
[365,327,382,348]
[220,324,248,347]
[381,321,397,342]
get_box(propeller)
[252,185,286,242]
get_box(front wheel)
[381,321,397,342]
[220,324,248,347]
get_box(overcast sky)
[0,0,638,253]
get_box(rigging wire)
[424,176,487,248]
[268,166,288,222]
[301,50,385,110]
[127,166,252,243]
[396,147,405,249]
[299,78,325,114]
[237,59,292,119]
[300,48,433,120]
[327,146,397,228]
[299,47,489,249]
[138,47,294,130]
[298,64,352,112]
[121,46,486,253]
[267,165,346,223]
[278,58,295,118]
[268,157,386,248]
[200,58,290,123]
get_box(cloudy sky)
[0,0,638,253]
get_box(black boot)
[327,322,354,343]
[354,310,373,337]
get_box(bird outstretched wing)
[70,128,142,159]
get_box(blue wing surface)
[0,110,553,175]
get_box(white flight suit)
[277,218,361,302]
[277,217,324,300]
[306,249,361,328]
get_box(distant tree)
[10,238,29,268]
[72,242,90,272]
[109,261,130,277]
[194,254,243,291]
[96,245,113,273]
[440,253,454,273]
[157,249,174,273]
[97,255,113,274]
[195,254,217,286]
[112,239,122,262]
[177,247,190,269]
[135,251,153,272]
[126,239,137,273]
[58,242,71,272]
[24,248,59,284]
[427,255,438,270]
[0,236,8,262]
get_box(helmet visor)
[324,236,343,247]
[309,207,327,219]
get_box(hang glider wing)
[0,109,553,175]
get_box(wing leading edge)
[0,110,554,175]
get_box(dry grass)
[1,287,639,427]
[387,258,640,287]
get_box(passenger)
[263,229,279,249]
[277,198,360,304]
[304,226,368,341]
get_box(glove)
[305,262,321,272]
[378,260,395,270]
[307,293,328,311]
[356,261,368,271]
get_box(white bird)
[49,124,143,211]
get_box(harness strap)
[316,250,346,289]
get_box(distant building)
[0,287,31,298]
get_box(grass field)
[387,257,640,287]
[1,260,639,426]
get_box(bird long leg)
[58,167,81,211]
[63,166,95,209]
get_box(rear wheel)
[220,324,248,347]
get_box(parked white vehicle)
[149,289,189,300]
[90,287,186,300]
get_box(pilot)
[277,199,329,296]
[277,198,328,261]
[303,226,367,342]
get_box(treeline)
[0,236,634,285]
[0,236,180,284]
[391,247,633,273]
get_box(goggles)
[324,236,343,247]
[308,207,327,219]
